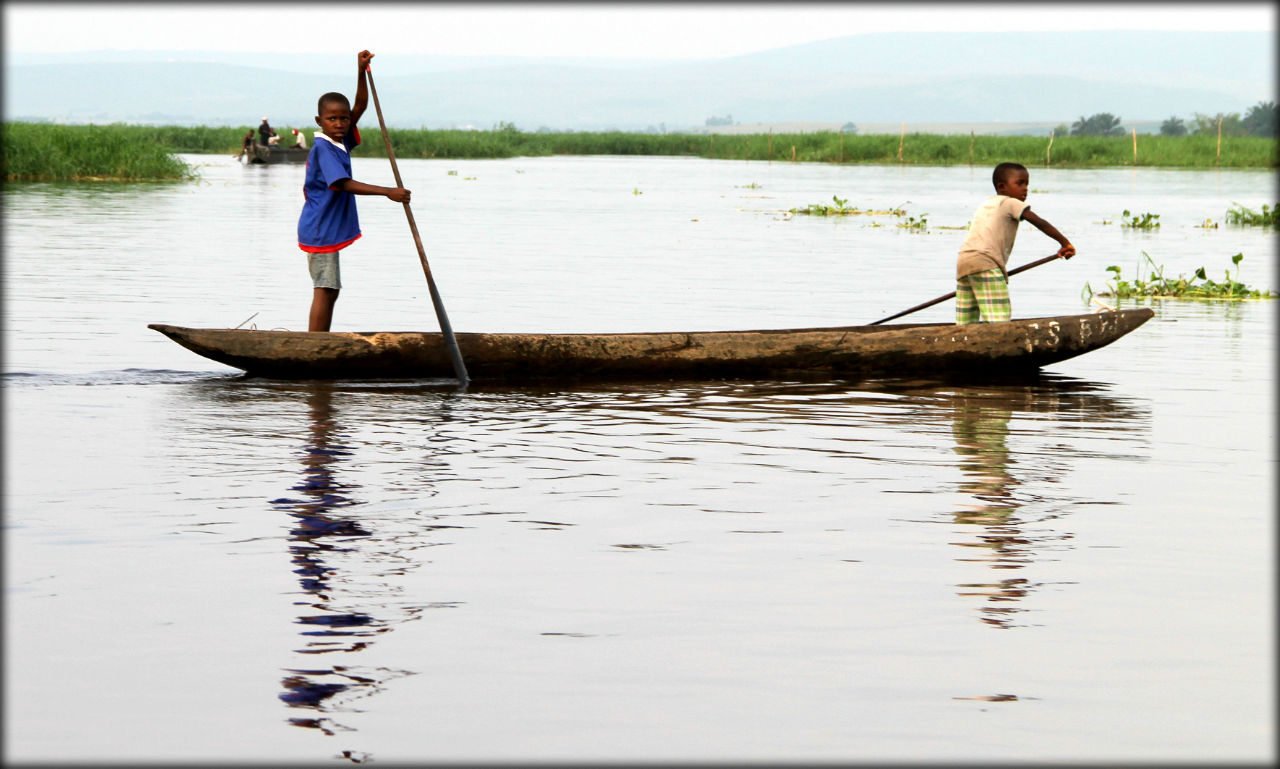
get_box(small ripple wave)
[1,368,242,388]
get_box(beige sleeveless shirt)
[956,195,1030,279]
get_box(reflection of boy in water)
[950,397,1030,629]
[951,400,1015,525]
[955,163,1076,324]
[275,387,407,737]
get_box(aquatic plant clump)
[3,122,196,181]
[789,196,856,215]
[1120,210,1161,229]
[1225,203,1278,227]
[787,196,905,216]
[896,213,929,231]
[1084,252,1277,300]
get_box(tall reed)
[352,129,1276,168]
[4,122,1276,180]
[3,122,196,181]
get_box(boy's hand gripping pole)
[365,64,470,386]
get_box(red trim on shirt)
[299,233,361,253]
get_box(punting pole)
[867,252,1067,326]
[365,64,469,385]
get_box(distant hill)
[4,30,1272,133]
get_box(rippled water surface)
[4,155,1275,762]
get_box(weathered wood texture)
[149,308,1154,381]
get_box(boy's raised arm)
[351,50,373,125]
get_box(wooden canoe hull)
[242,144,308,164]
[148,308,1154,381]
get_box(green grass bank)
[3,122,197,181]
[4,122,1276,181]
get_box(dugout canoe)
[240,144,308,165]
[148,308,1154,381]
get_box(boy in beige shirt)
[956,162,1075,324]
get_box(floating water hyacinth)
[1085,251,1277,300]
[1225,202,1278,226]
[1120,209,1161,229]
[787,195,905,216]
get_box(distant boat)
[240,142,308,165]
[148,309,1155,382]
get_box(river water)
[3,154,1275,763]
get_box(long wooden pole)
[867,252,1066,326]
[364,65,469,385]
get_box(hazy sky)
[5,2,1276,59]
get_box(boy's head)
[317,92,350,116]
[315,92,353,142]
[992,162,1030,201]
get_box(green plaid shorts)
[956,268,1010,324]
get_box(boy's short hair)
[992,162,1027,190]
[317,92,351,115]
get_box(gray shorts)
[307,251,342,289]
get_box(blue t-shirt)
[297,127,362,252]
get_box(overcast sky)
[4,2,1276,59]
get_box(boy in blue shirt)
[298,50,411,332]
[955,162,1075,324]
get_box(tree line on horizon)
[1061,101,1276,138]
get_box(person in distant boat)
[291,128,307,149]
[297,49,410,333]
[258,117,273,145]
[954,162,1075,324]
[238,130,254,160]
[267,130,281,146]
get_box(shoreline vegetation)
[3,122,1277,182]
[2,122,197,182]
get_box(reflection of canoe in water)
[241,144,308,164]
[149,308,1154,381]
